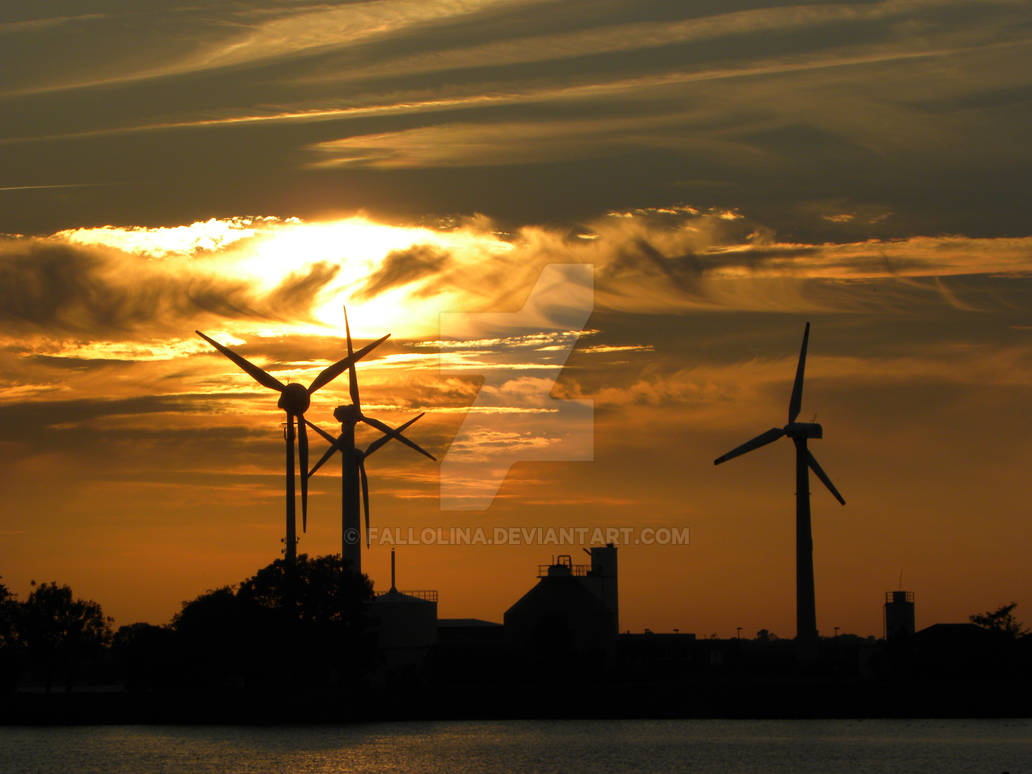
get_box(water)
[0,719,1029,773]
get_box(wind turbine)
[306,307,435,573]
[195,329,388,562]
[713,322,845,657]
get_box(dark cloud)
[267,261,340,316]
[0,240,341,335]
[357,244,450,299]
[0,393,217,437]
[0,240,250,333]
[1,1,1029,239]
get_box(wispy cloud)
[0,14,107,35]
[0,0,534,97]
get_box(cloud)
[358,245,451,299]
[0,14,106,35]
[5,210,1030,350]
[0,0,534,97]
[2,0,1031,246]
[56,217,276,257]
[0,236,340,336]
[267,262,340,316]
[0,240,252,334]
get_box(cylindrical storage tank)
[371,590,438,668]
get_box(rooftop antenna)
[390,549,397,593]
[306,306,434,573]
[196,327,387,562]
[713,322,845,659]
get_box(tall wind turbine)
[196,329,388,562]
[306,308,435,573]
[713,322,845,657]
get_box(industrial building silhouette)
[359,550,1029,719]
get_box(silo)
[370,552,438,669]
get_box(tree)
[0,579,15,648]
[755,629,778,641]
[236,554,375,690]
[970,602,1028,638]
[237,553,373,625]
[18,581,112,692]
[0,579,21,692]
[111,622,178,693]
[171,554,375,695]
[171,585,252,690]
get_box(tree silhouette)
[969,602,1028,638]
[170,555,374,695]
[0,579,15,648]
[238,553,373,626]
[0,580,20,693]
[171,585,253,690]
[112,622,178,693]
[18,581,111,693]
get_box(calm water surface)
[1,718,1029,773]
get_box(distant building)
[503,545,619,671]
[884,590,915,640]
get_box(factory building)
[503,544,619,669]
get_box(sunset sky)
[1,0,1030,639]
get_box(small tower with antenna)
[884,590,915,640]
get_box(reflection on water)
[1,718,1029,774]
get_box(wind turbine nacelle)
[277,383,311,413]
[334,404,361,425]
[786,422,822,439]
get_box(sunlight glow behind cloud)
[21,210,1032,356]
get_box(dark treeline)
[1,555,376,710]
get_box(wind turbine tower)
[713,322,845,658]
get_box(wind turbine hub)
[786,421,822,439]
[277,383,311,413]
[333,404,362,425]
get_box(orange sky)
[1,212,1029,638]
[1,1,1031,638]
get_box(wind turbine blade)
[195,331,285,392]
[298,415,309,532]
[364,413,425,458]
[788,321,810,423]
[307,334,390,394]
[713,427,785,465]
[304,419,336,445]
[307,440,341,479]
[344,306,361,410]
[807,451,845,505]
[359,457,370,548]
[362,415,436,461]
